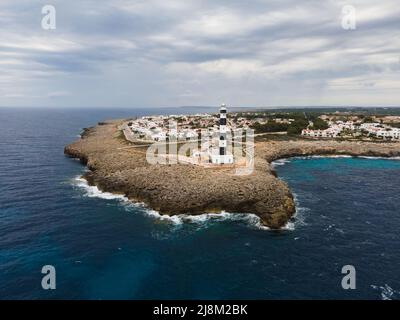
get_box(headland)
[65,108,400,229]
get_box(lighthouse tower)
[219,104,227,157]
[211,104,233,164]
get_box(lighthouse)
[211,104,234,164]
[219,104,227,157]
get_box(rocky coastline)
[65,120,400,229]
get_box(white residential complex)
[360,123,400,139]
[126,105,237,165]
[128,116,200,142]
[302,121,355,138]
[302,120,400,140]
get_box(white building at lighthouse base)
[210,153,234,164]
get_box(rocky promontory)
[65,120,400,229]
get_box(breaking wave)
[74,176,129,201]
[371,284,400,300]
[284,192,309,231]
[359,156,400,160]
[271,160,311,230]
[270,158,291,168]
[273,155,400,162]
[72,175,272,231]
[289,155,352,160]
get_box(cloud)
[0,0,399,107]
[47,91,70,98]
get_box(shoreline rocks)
[65,120,400,229]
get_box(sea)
[0,107,399,300]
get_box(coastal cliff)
[65,120,400,229]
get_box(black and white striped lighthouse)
[219,104,227,157]
[211,104,233,164]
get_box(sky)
[0,0,399,108]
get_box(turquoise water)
[0,108,399,299]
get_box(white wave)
[294,155,352,160]
[74,176,129,201]
[140,209,270,230]
[72,175,271,230]
[271,155,352,169]
[271,158,291,168]
[282,221,295,231]
[358,156,400,160]
[274,155,400,163]
[286,192,309,230]
[371,284,400,300]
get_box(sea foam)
[74,176,129,201]
[359,156,400,160]
[283,192,309,230]
[273,155,400,162]
[72,175,272,231]
[270,158,291,169]
[371,284,400,300]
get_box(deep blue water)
[0,107,399,300]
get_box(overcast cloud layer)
[0,0,399,108]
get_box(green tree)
[363,116,374,123]
[287,118,309,135]
[310,118,329,130]
[251,121,289,133]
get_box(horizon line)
[1,105,400,109]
